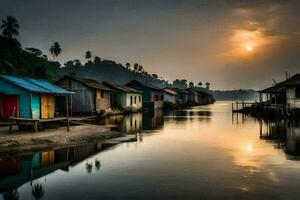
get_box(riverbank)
[0,124,135,153]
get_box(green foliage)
[1,16,19,38]
[0,36,60,81]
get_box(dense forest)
[0,15,258,100]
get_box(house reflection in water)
[286,120,300,156]
[258,119,300,156]
[142,110,164,131]
[0,142,104,194]
[105,111,165,133]
[118,113,142,134]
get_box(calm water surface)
[1,102,300,199]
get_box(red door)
[2,95,19,118]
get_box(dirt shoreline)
[0,124,134,154]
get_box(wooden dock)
[8,117,69,133]
[232,101,256,112]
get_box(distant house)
[195,90,215,105]
[258,74,300,109]
[55,75,114,114]
[103,82,142,111]
[0,75,72,119]
[171,88,189,105]
[186,88,199,105]
[162,88,177,105]
[125,80,163,110]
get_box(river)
[1,101,300,199]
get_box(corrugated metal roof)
[56,75,114,92]
[258,74,300,93]
[103,82,142,93]
[126,80,162,91]
[282,74,300,86]
[163,88,177,96]
[0,75,73,94]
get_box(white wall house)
[286,86,300,108]
[103,83,142,112]
[258,74,300,109]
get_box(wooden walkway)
[8,117,69,133]
[232,101,256,112]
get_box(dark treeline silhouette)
[0,15,258,100]
[212,89,258,101]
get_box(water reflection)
[0,142,104,194]
[1,103,300,199]
[103,111,164,134]
[236,113,300,157]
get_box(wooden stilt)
[8,119,14,133]
[66,95,70,131]
[34,121,38,132]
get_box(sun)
[245,45,253,52]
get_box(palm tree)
[49,42,62,61]
[3,189,19,200]
[32,184,44,200]
[1,16,19,38]
[198,82,202,87]
[86,161,93,174]
[94,56,101,64]
[133,63,139,72]
[95,159,101,171]
[85,51,92,61]
[125,63,130,69]
[205,82,210,90]
[138,65,143,73]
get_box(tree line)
[0,15,211,90]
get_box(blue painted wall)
[31,94,40,119]
[19,94,31,118]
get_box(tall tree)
[94,56,101,64]
[125,63,130,69]
[198,82,202,87]
[133,63,139,72]
[1,16,19,38]
[85,51,92,61]
[49,42,62,61]
[189,81,194,88]
[138,65,143,73]
[205,82,210,90]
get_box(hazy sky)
[1,0,299,89]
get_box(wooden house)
[282,74,300,109]
[162,88,177,105]
[186,88,199,105]
[258,74,300,109]
[103,82,142,112]
[171,88,189,105]
[125,80,163,110]
[0,75,72,120]
[197,90,215,105]
[56,75,115,114]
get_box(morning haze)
[0,0,299,89]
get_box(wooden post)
[8,119,14,133]
[66,95,70,131]
[34,121,38,132]
[70,95,73,117]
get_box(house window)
[161,94,164,101]
[134,96,137,104]
[130,96,133,105]
[155,95,158,101]
[101,91,104,98]
[296,85,300,98]
[139,96,141,102]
